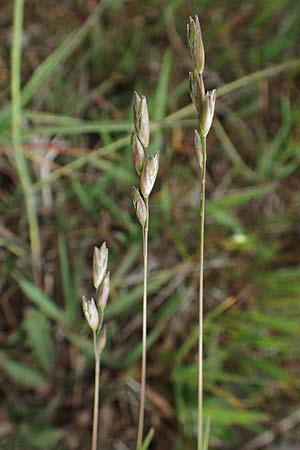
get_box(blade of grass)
[140,428,155,450]
[152,50,172,150]
[11,0,41,285]
[1,0,110,129]
[58,233,76,325]
[22,120,133,137]
[203,416,211,450]
[23,308,54,372]
[32,136,129,191]
[166,58,300,122]
[29,58,300,192]
[19,424,63,450]
[257,97,292,180]
[208,184,275,208]
[213,117,255,179]
[17,275,65,324]
[0,235,30,260]
[121,295,180,366]
[105,264,183,319]
[0,352,48,388]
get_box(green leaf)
[0,353,48,388]
[152,50,172,150]
[106,265,179,319]
[19,424,63,449]
[0,2,108,133]
[203,416,211,450]
[140,428,155,450]
[58,233,76,324]
[205,406,267,427]
[18,276,65,325]
[23,308,54,372]
[209,184,275,209]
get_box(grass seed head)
[133,91,142,132]
[133,92,150,149]
[138,96,150,148]
[140,152,159,198]
[98,271,110,312]
[131,131,145,175]
[93,242,108,290]
[199,89,216,137]
[187,15,205,73]
[82,296,99,332]
[189,70,205,113]
[132,187,147,227]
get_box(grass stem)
[198,136,207,450]
[136,197,149,450]
[11,0,41,285]
[92,330,100,450]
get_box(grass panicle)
[82,242,110,450]
[132,92,159,449]
[187,15,216,450]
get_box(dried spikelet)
[131,132,145,175]
[82,296,99,331]
[199,90,217,137]
[187,15,205,73]
[132,187,147,227]
[93,242,108,290]
[140,152,159,198]
[97,272,110,312]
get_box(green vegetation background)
[1,0,300,449]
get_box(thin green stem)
[12,0,41,285]
[92,331,100,450]
[136,197,149,450]
[198,136,206,450]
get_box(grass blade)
[203,416,211,450]
[58,233,76,324]
[11,0,41,284]
[17,276,65,325]
[140,428,155,450]
[152,50,172,150]
[0,353,48,388]
[23,308,54,372]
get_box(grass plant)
[82,242,110,450]
[2,2,300,449]
[132,93,159,449]
[187,16,216,450]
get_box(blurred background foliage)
[0,0,300,449]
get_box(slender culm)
[82,243,110,450]
[92,330,101,450]
[132,93,159,449]
[187,15,216,450]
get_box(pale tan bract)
[140,152,159,198]
[132,187,147,227]
[133,92,150,149]
[93,242,108,290]
[199,89,217,137]
[82,296,99,332]
[98,271,110,312]
[187,15,205,74]
[131,132,145,176]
